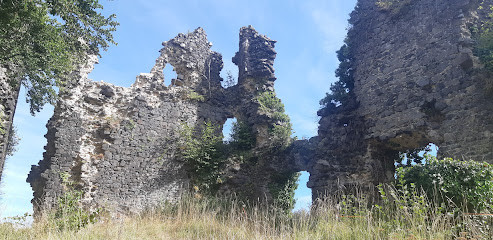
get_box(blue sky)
[0,0,358,218]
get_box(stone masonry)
[310,0,493,199]
[27,26,297,214]
[27,0,493,214]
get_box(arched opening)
[293,171,312,212]
[222,117,237,142]
[163,64,178,87]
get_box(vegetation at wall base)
[268,171,300,214]
[180,121,226,195]
[2,183,492,239]
[397,155,493,214]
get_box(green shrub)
[256,91,293,147]
[472,2,493,93]
[50,190,100,231]
[268,171,300,214]
[256,91,287,120]
[227,120,255,151]
[49,172,100,231]
[397,156,493,213]
[181,121,226,194]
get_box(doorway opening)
[293,171,312,212]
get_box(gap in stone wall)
[220,67,238,89]
[163,64,178,87]
[294,171,312,212]
[222,117,237,142]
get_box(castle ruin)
[14,0,493,213]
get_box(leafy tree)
[319,42,355,114]
[0,0,118,114]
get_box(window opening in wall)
[220,68,238,88]
[222,118,237,142]
[293,171,312,212]
[163,64,178,87]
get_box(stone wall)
[28,26,298,214]
[0,66,20,181]
[27,0,493,213]
[310,0,493,199]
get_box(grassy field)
[1,189,491,240]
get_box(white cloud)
[290,114,318,138]
[300,0,354,54]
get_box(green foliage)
[396,145,431,167]
[397,156,493,213]
[187,90,206,102]
[51,172,99,231]
[227,120,255,151]
[256,91,293,147]
[6,125,20,156]
[181,121,226,194]
[50,190,100,231]
[319,41,354,114]
[268,172,300,214]
[375,0,412,15]
[472,2,493,93]
[0,0,118,114]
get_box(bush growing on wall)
[256,91,293,148]
[227,120,255,151]
[181,121,226,195]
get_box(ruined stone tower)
[309,0,493,199]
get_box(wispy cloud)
[300,0,354,54]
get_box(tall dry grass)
[0,187,491,240]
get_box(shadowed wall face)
[26,0,493,214]
[311,0,493,199]
[27,27,300,214]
